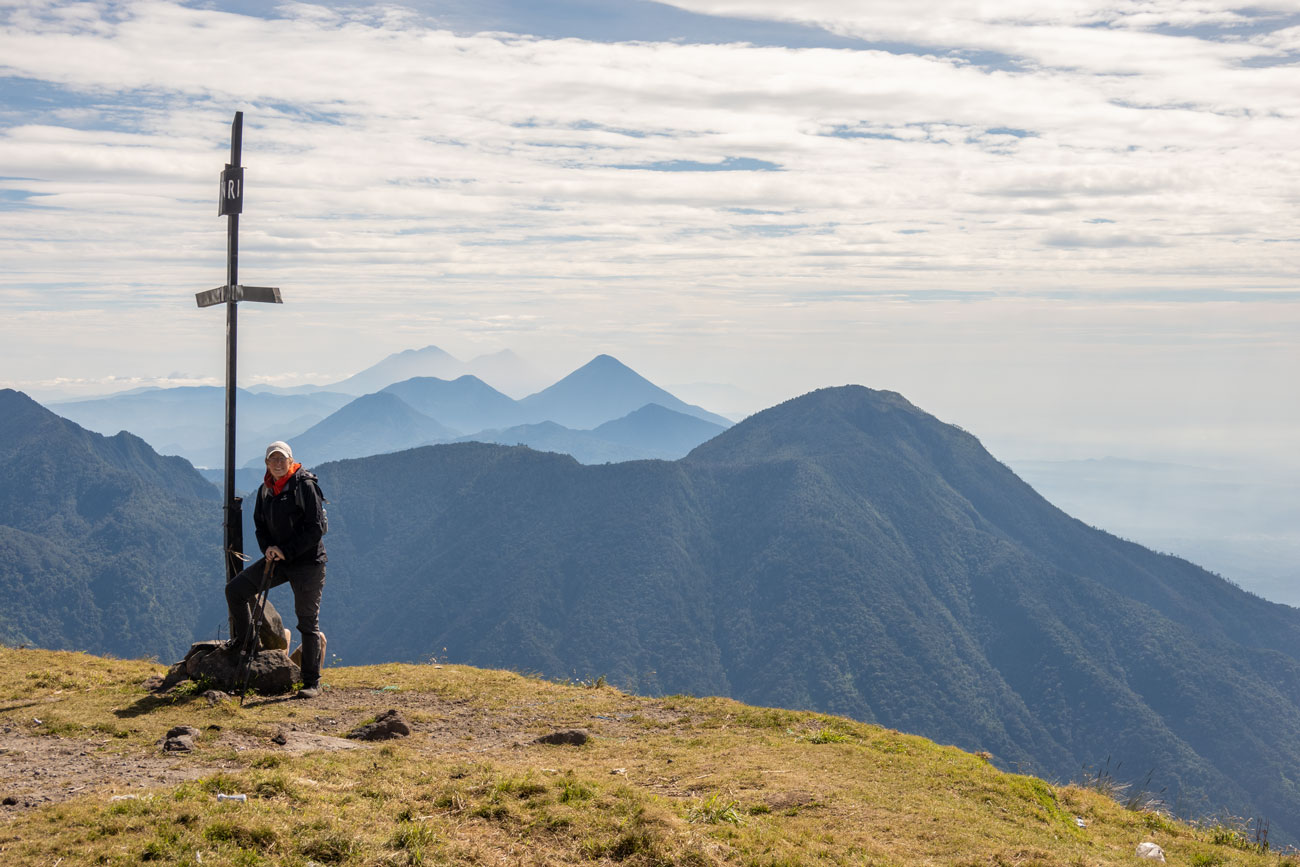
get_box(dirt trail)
[0,685,690,818]
[0,727,222,812]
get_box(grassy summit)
[0,646,1287,866]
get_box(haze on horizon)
[0,0,1297,474]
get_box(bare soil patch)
[1,684,693,818]
[0,727,227,815]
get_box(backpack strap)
[293,471,329,536]
[294,470,324,512]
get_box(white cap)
[265,441,293,461]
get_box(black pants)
[226,558,326,687]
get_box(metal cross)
[195,111,283,583]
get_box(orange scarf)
[265,462,303,496]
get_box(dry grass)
[0,646,1294,866]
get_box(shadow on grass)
[238,693,299,709]
[114,692,208,718]
[113,689,300,717]
[0,701,47,714]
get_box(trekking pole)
[235,559,275,706]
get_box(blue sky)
[1,0,1298,469]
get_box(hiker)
[225,440,327,698]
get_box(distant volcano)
[516,354,731,429]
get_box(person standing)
[225,440,328,698]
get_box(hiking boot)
[297,684,321,699]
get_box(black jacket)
[254,468,327,565]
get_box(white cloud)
[0,0,1296,467]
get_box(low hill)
[0,646,1280,867]
[460,420,637,464]
[462,404,727,464]
[592,402,729,457]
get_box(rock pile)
[151,600,301,696]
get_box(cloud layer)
[0,0,1296,465]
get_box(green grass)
[803,727,853,744]
[687,792,744,824]
[0,645,1294,866]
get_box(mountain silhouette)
[324,344,462,395]
[591,403,728,456]
[381,375,520,433]
[44,353,729,469]
[0,389,225,658]
[456,421,635,464]
[459,404,728,464]
[327,345,548,397]
[261,391,459,467]
[516,355,732,429]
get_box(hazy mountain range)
[6,384,1300,841]
[48,386,353,469]
[51,350,732,472]
[456,406,728,466]
[41,344,1297,609]
[255,355,730,469]
[250,345,550,398]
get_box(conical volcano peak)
[566,354,642,381]
[517,354,730,429]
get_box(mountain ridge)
[7,384,1300,838]
[0,389,225,657]
[306,384,1300,837]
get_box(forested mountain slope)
[0,390,226,658]
[312,386,1300,838]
